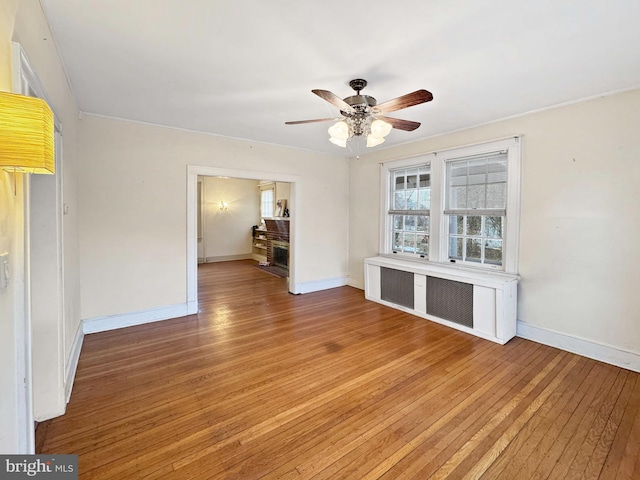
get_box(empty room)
[1,1,639,478]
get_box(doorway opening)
[186,166,301,315]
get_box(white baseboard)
[205,254,252,263]
[347,275,365,290]
[517,321,640,373]
[291,276,348,294]
[65,324,84,403]
[83,303,189,334]
[187,300,198,315]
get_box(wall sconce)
[218,201,228,211]
[0,91,55,175]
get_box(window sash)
[388,164,430,257]
[446,151,508,212]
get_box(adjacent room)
[1,1,639,478]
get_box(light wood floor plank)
[37,260,640,480]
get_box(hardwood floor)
[39,260,640,479]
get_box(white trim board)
[292,276,348,295]
[205,254,252,263]
[517,321,640,373]
[347,276,365,291]
[64,325,84,403]
[187,165,302,314]
[82,303,190,334]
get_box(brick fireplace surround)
[264,219,290,269]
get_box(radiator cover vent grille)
[380,267,414,309]
[426,276,473,328]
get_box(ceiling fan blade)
[374,89,433,114]
[312,89,356,113]
[378,116,421,132]
[285,117,339,125]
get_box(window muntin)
[389,165,430,257]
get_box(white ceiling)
[40,0,640,157]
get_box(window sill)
[373,255,519,286]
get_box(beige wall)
[201,176,260,261]
[1,0,81,450]
[78,114,349,320]
[349,88,640,356]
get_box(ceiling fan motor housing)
[341,96,377,136]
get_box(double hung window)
[381,137,520,273]
[389,165,430,257]
[260,187,274,219]
[446,151,507,267]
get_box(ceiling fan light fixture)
[329,136,347,148]
[328,121,349,140]
[366,135,386,148]
[370,119,392,139]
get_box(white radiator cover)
[364,256,518,344]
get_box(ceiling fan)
[285,79,433,148]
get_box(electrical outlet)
[0,252,8,291]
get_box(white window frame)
[380,136,521,274]
[386,161,433,259]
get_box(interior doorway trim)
[186,166,301,314]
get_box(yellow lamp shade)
[0,91,55,174]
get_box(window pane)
[450,186,467,209]
[485,216,503,238]
[488,157,507,183]
[466,238,482,262]
[450,162,467,186]
[466,216,482,236]
[403,233,416,252]
[468,160,487,185]
[394,191,406,210]
[407,173,418,189]
[467,184,486,209]
[394,173,405,190]
[485,240,503,265]
[449,237,463,259]
[417,235,429,255]
[394,215,403,230]
[406,190,417,210]
[393,232,402,250]
[405,215,416,231]
[418,189,430,210]
[419,173,430,188]
[486,182,506,209]
[416,215,429,232]
[449,215,464,234]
